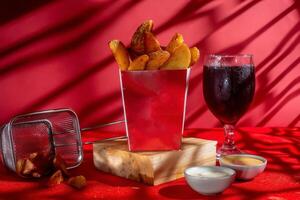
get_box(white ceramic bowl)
[184,166,236,195]
[219,154,267,180]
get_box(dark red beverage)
[203,65,255,125]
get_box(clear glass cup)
[203,54,255,158]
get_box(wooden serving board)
[93,137,217,185]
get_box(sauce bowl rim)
[219,154,267,169]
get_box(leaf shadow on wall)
[153,0,261,128]
[0,0,53,24]
[0,0,135,77]
[186,2,300,128]
[0,0,114,63]
[77,90,123,127]
[0,0,140,126]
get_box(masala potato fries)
[108,20,200,71]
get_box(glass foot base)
[216,146,243,160]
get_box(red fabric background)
[0,127,299,200]
[0,0,299,129]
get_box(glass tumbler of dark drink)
[203,54,255,158]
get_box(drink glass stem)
[217,124,242,158]
[223,124,236,148]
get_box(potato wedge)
[68,175,87,190]
[128,54,149,71]
[144,31,161,53]
[165,33,184,54]
[22,159,36,175]
[48,170,64,187]
[161,43,191,69]
[190,47,200,66]
[146,50,170,70]
[16,159,25,175]
[53,154,70,177]
[130,20,153,54]
[128,48,139,60]
[108,40,130,71]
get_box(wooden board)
[93,137,217,185]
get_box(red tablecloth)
[0,127,299,200]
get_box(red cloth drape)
[0,127,299,200]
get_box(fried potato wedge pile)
[109,20,200,71]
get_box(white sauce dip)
[194,171,230,178]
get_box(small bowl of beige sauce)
[219,154,267,180]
